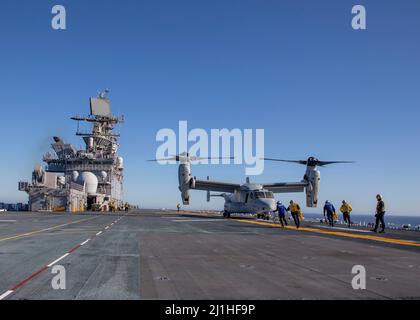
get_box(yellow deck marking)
[0,216,99,243]
[236,219,420,248]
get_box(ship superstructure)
[19,91,125,212]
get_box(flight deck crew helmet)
[376,194,382,200]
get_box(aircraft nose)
[258,199,276,212]
[269,200,276,211]
[267,200,276,211]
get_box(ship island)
[18,91,125,212]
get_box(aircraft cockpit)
[251,191,274,199]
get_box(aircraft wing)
[262,182,308,193]
[193,179,240,193]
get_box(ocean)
[303,213,420,230]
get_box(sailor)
[371,194,386,233]
[340,200,353,228]
[323,200,336,227]
[287,200,301,229]
[109,201,115,213]
[177,203,181,212]
[274,201,288,227]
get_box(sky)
[0,0,419,215]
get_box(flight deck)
[0,210,419,300]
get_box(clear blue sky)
[0,0,419,215]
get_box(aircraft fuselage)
[223,186,276,214]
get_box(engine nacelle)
[305,167,320,207]
[178,163,193,205]
[181,189,191,205]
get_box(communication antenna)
[98,89,110,100]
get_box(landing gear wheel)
[223,211,230,218]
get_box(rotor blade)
[190,156,235,161]
[149,155,235,162]
[261,158,308,165]
[261,158,355,166]
[147,157,177,162]
[317,161,355,166]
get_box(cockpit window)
[254,191,274,199]
[265,192,274,199]
[255,192,265,198]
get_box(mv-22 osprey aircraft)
[152,153,352,218]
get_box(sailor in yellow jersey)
[287,200,302,229]
[371,194,386,233]
[340,200,353,228]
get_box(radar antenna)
[98,89,110,100]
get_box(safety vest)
[340,203,353,213]
[289,202,300,213]
[376,200,385,214]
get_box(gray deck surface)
[0,210,419,300]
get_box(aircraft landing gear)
[223,211,231,218]
[257,213,269,220]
